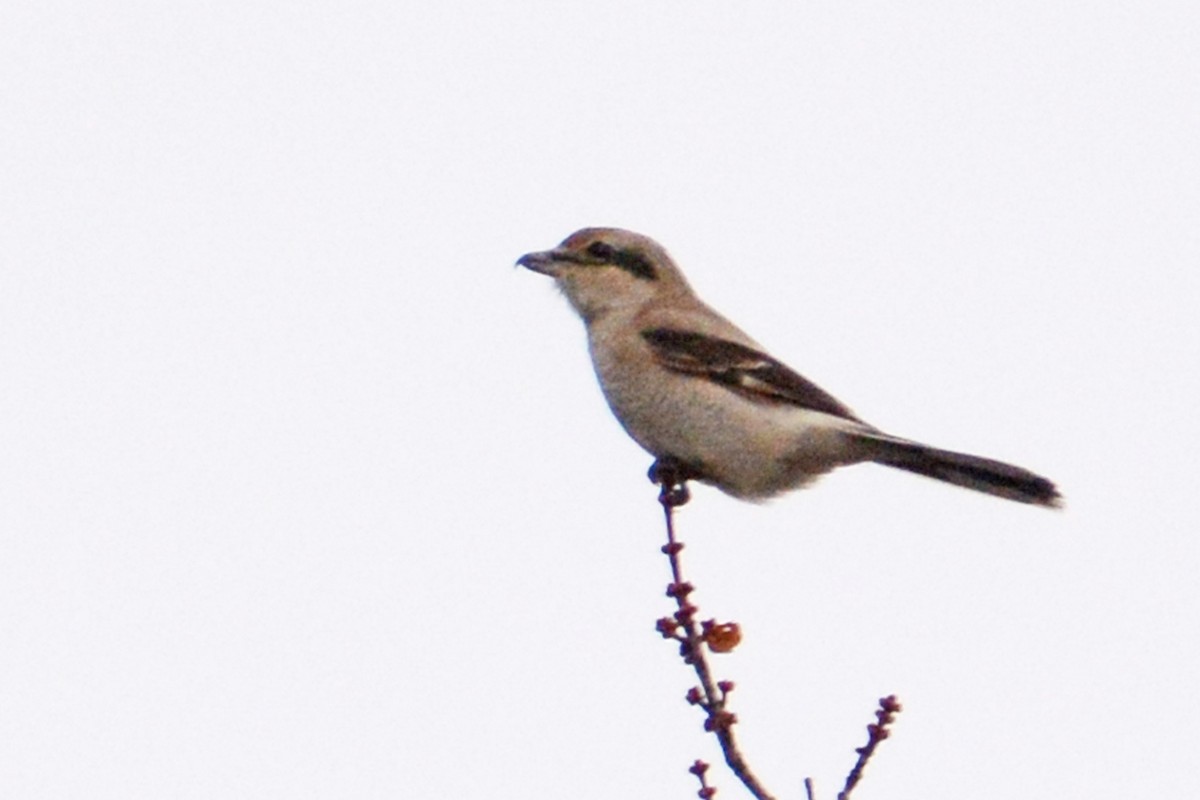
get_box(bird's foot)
[649,457,695,508]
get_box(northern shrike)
[517,228,1061,507]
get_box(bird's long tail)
[856,434,1062,507]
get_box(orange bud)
[702,622,742,653]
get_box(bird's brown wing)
[641,328,861,422]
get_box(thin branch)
[649,459,901,800]
[651,459,776,800]
[689,760,717,799]
[837,695,902,800]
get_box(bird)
[517,227,1061,507]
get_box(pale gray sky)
[3,3,1197,798]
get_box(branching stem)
[652,459,776,800]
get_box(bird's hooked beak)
[516,248,574,276]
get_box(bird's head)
[517,228,694,322]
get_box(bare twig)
[649,459,901,800]
[651,459,777,800]
[837,695,902,800]
[689,760,717,799]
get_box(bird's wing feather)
[641,328,861,421]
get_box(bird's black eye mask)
[585,241,657,281]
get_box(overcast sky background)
[3,3,1198,799]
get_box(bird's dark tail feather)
[862,436,1062,508]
